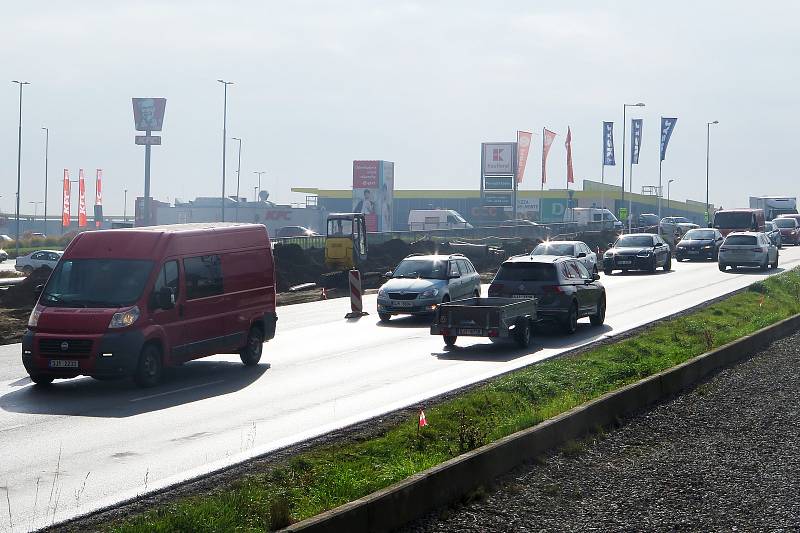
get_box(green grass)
[110,268,800,532]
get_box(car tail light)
[719,247,728,252]
[752,247,766,253]
[488,329,499,337]
[488,284,502,296]
[542,285,564,294]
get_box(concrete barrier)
[285,313,800,532]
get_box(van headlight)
[109,306,140,329]
[28,305,43,328]
[421,288,440,298]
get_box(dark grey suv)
[488,255,606,334]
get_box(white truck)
[563,207,623,230]
[407,209,473,231]
[749,196,797,221]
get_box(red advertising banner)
[565,127,574,185]
[353,160,380,231]
[516,131,533,185]
[541,129,557,185]
[353,160,379,188]
[78,169,87,227]
[62,169,70,227]
[95,169,103,228]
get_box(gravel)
[404,331,800,532]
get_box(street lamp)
[232,137,242,222]
[41,127,49,235]
[124,189,128,221]
[706,121,719,226]
[217,79,234,222]
[28,201,42,224]
[667,179,675,217]
[254,186,258,202]
[12,80,30,255]
[621,102,645,230]
[253,171,266,200]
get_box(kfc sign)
[482,143,515,175]
[263,210,291,221]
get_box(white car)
[0,249,7,262]
[531,240,599,275]
[718,232,778,272]
[15,250,63,275]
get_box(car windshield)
[616,235,654,247]
[714,212,752,228]
[640,215,660,225]
[495,262,557,282]
[683,229,715,240]
[724,235,757,246]
[774,218,797,228]
[532,243,575,256]
[392,259,448,280]
[41,259,154,308]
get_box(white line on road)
[130,380,226,402]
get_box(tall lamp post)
[621,102,645,229]
[217,79,234,222]
[667,179,675,217]
[124,189,128,221]
[41,127,49,235]
[253,171,266,200]
[232,137,242,221]
[254,186,258,202]
[12,80,30,256]
[706,120,719,226]
[28,201,42,225]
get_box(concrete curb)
[285,312,800,533]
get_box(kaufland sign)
[482,143,515,175]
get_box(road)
[1,249,799,531]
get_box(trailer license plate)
[48,360,78,369]
[511,295,531,300]
[456,328,483,336]
[391,301,413,307]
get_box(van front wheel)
[134,344,163,388]
[240,326,264,366]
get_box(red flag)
[565,127,574,185]
[78,169,87,227]
[541,129,557,185]
[516,131,533,185]
[62,169,71,228]
[418,409,428,428]
[95,169,103,228]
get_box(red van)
[22,223,277,387]
[712,208,765,236]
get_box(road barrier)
[344,269,368,319]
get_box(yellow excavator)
[324,213,368,271]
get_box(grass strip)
[111,268,800,532]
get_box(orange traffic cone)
[320,287,328,300]
[418,409,428,428]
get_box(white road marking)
[130,380,226,402]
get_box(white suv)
[718,232,778,272]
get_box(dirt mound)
[0,267,51,309]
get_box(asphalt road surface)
[2,249,800,531]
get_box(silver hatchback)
[718,232,778,272]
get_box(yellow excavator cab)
[325,213,368,271]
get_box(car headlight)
[702,245,712,249]
[378,288,387,298]
[421,288,440,298]
[28,305,43,328]
[637,251,653,257]
[604,251,614,257]
[109,306,140,329]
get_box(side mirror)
[592,273,601,281]
[607,243,614,248]
[383,271,393,278]
[154,287,175,310]
[577,252,587,258]
[449,272,461,279]
[34,284,44,298]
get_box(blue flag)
[603,122,615,166]
[631,119,643,165]
[660,117,677,161]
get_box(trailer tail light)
[488,329,499,338]
[488,284,502,296]
[440,328,450,336]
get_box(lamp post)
[706,121,719,226]
[12,80,30,256]
[621,102,645,230]
[232,137,242,221]
[254,186,258,202]
[667,179,675,217]
[124,189,128,221]
[41,127,48,235]
[253,171,266,200]
[217,79,234,222]
[28,201,42,225]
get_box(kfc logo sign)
[263,210,291,221]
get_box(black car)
[675,228,724,261]
[602,233,672,274]
[488,255,605,334]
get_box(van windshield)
[41,259,154,308]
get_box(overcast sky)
[1,1,797,217]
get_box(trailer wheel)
[514,319,532,348]
[443,335,457,347]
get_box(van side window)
[154,260,180,298]
[184,255,223,299]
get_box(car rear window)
[495,262,557,282]
[724,235,757,246]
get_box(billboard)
[132,98,167,131]
[482,143,516,175]
[353,160,394,232]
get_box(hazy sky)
[1,1,797,217]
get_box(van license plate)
[49,360,78,369]
[456,328,483,336]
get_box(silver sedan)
[531,240,599,275]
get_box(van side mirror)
[577,252,586,258]
[154,287,175,310]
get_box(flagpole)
[628,159,634,233]
[658,159,663,219]
[541,127,545,191]
[601,163,605,212]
